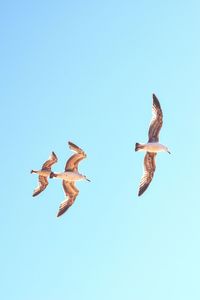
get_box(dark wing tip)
[32,190,40,197]
[68,141,86,156]
[138,181,150,196]
[152,93,162,109]
[68,141,79,151]
[56,211,62,218]
[152,93,158,100]
[138,190,142,197]
[52,151,58,161]
[56,207,65,218]
[138,185,148,197]
[68,141,77,147]
[56,203,71,218]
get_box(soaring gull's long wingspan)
[56,181,79,217]
[32,176,48,197]
[65,142,87,172]
[148,94,163,142]
[138,152,157,196]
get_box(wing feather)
[148,94,163,142]
[65,142,86,172]
[56,181,79,217]
[138,152,157,196]
[32,176,48,197]
[68,141,85,154]
[42,152,58,171]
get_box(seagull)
[50,141,90,217]
[135,94,170,196]
[31,151,58,197]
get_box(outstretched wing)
[138,152,157,196]
[32,176,48,197]
[56,181,79,217]
[65,142,86,172]
[68,141,85,154]
[148,94,163,142]
[42,151,58,171]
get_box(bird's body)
[51,171,87,182]
[135,142,169,153]
[52,141,90,217]
[135,94,170,196]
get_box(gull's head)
[84,175,91,182]
[160,145,171,154]
[165,146,171,154]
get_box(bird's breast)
[63,172,83,181]
[145,143,166,153]
[38,170,51,177]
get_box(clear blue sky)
[1,1,200,299]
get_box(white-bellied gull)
[135,94,170,196]
[50,141,90,217]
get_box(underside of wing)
[56,197,76,217]
[148,94,163,142]
[138,152,157,196]
[56,181,79,217]
[68,141,85,154]
[65,152,86,172]
[42,151,58,171]
[32,176,48,197]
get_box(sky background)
[1,1,200,299]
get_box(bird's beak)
[86,178,91,182]
[167,151,171,154]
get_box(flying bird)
[50,141,90,217]
[31,151,58,197]
[135,94,170,196]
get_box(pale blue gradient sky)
[1,1,200,299]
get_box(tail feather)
[50,172,56,178]
[135,143,144,152]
